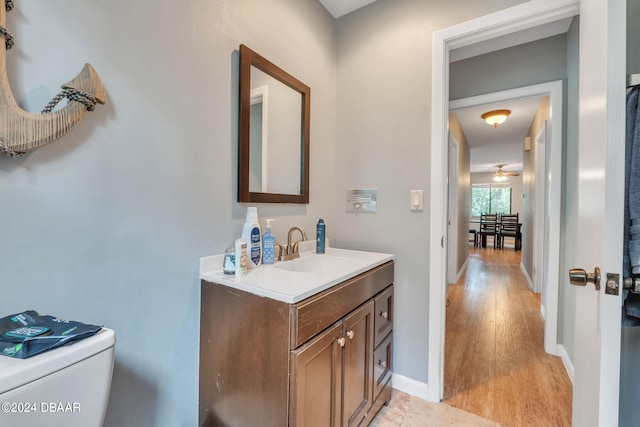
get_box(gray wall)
[0,1,335,426]
[333,0,527,384]
[450,34,568,100]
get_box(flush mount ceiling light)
[481,109,511,128]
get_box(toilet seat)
[0,328,115,395]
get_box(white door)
[447,133,459,284]
[572,0,625,425]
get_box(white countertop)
[200,243,393,303]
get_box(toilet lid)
[0,327,115,394]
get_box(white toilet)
[0,327,116,427]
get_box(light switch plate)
[411,189,423,211]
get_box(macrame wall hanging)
[0,0,106,158]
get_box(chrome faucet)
[278,226,307,261]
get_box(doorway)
[448,81,563,357]
[427,1,579,401]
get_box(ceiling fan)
[493,164,520,181]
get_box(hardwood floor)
[444,246,572,427]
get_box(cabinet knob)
[337,337,346,347]
[378,359,387,368]
[380,311,388,319]
[346,330,355,340]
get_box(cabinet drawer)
[292,262,394,349]
[373,332,392,402]
[373,286,393,348]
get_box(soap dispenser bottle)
[242,207,262,268]
[262,219,276,265]
[316,218,325,254]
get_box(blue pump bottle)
[316,218,325,254]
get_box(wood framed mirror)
[238,44,310,204]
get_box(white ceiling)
[452,96,542,173]
[318,0,377,18]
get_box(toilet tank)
[0,327,116,427]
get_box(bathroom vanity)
[199,248,394,426]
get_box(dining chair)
[498,213,520,250]
[477,214,498,248]
[469,229,479,246]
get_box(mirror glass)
[239,45,310,204]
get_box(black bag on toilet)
[0,310,102,359]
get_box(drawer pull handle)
[346,330,355,340]
[338,337,346,347]
[380,311,388,319]
[378,360,387,368]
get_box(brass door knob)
[346,330,355,340]
[569,267,601,291]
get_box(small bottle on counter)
[234,238,247,278]
[316,218,325,254]
[223,247,235,275]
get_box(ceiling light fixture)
[481,109,511,128]
[493,164,519,182]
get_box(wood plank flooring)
[444,246,572,427]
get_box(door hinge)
[441,236,444,248]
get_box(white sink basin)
[274,253,353,274]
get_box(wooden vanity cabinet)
[199,261,394,427]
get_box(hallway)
[444,247,572,426]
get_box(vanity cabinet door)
[342,301,374,427]
[290,322,343,427]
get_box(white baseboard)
[520,262,533,290]
[556,344,575,385]
[391,373,432,401]
[455,257,469,284]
